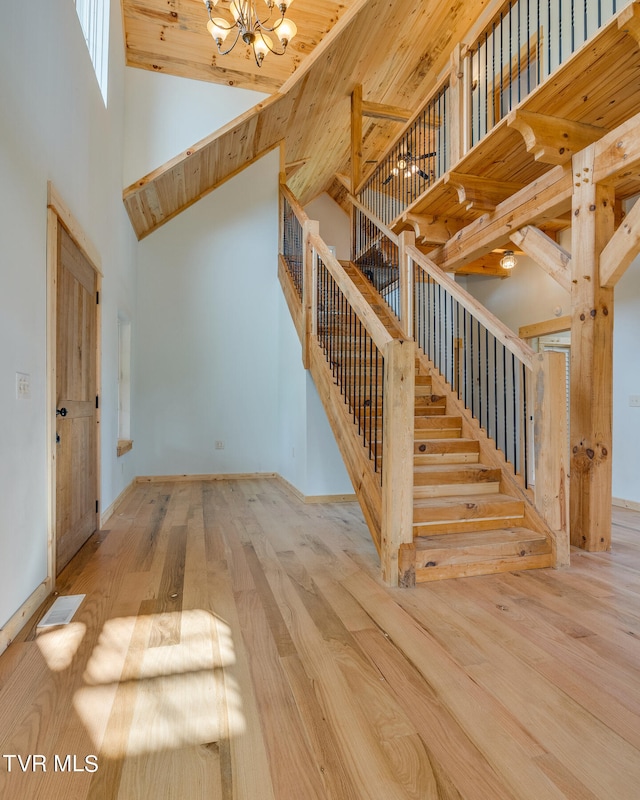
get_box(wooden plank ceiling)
[122,0,360,93]
[122,0,492,239]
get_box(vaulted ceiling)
[121,0,492,238]
[121,0,362,94]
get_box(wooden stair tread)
[409,527,553,582]
[414,438,479,453]
[413,493,525,534]
[414,527,548,551]
[413,492,523,513]
[413,464,501,482]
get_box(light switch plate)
[630,395,640,407]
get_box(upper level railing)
[351,196,401,321]
[281,189,305,299]
[357,81,450,226]
[355,0,626,223]
[469,0,621,145]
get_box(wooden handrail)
[280,183,310,227]
[309,232,394,351]
[348,193,400,245]
[407,245,535,370]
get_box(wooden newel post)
[302,219,319,369]
[533,351,570,567]
[398,230,415,339]
[381,338,416,586]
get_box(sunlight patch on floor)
[36,622,87,671]
[73,609,245,758]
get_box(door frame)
[46,182,102,584]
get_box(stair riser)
[414,515,525,535]
[414,453,480,465]
[414,483,500,499]
[414,553,553,582]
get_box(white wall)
[0,2,137,627]
[304,193,351,261]
[134,151,282,475]
[123,69,267,186]
[460,256,570,334]
[133,148,352,494]
[612,259,640,503]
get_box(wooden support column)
[532,351,570,567]
[448,44,466,164]
[351,84,363,193]
[570,145,615,551]
[398,230,415,338]
[302,219,320,369]
[381,338,416,586]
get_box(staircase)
[342,262,554,585]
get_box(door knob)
[56,407,68,417]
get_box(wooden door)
[55,226,99,574]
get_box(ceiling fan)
[382,150,436,185]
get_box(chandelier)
[203,0,297,67]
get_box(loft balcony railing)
[281,191,304,299]
[352,202,401,321]
[357,81,450,226]
[355,0,626,224]
[469,0,621,144]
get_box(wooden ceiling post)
[569,145,615,552]
[351,84,363,193]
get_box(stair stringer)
[410,348,561,565]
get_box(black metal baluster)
[522,363,528,485]
[493,336,498,448]
[512,353,517,470]
[463,308,468,407]
[477,319,482,425]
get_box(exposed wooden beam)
[429,109,640,273]
[519,316,571,339]
[600,197,640,288]
[570,145,614,552]
[285,158,309,178]
[351,84,363,193]
[445,172,524,212]
[510,225,572,292]
[593,107,640,185]
[361,100,412,122]
[399,213,464,245]
[618,0,640,46]
[507,110,605,165]
[431,164,573,271]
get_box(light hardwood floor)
[1,478,640,799]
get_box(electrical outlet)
[630,395,640,407]
[215,440,225,450]
[16,372,31,399]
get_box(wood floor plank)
[2,477,640,799]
